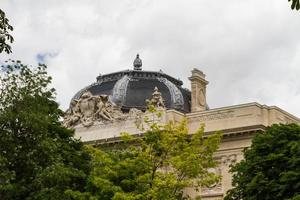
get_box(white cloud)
[1,0,300,117]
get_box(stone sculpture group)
[147,86,165,108]
[63,91,115,127]
[63,87,165,128]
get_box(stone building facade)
[65,55,300,199]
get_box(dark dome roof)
[72,70,191,113]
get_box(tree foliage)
[225,123,300,200]
[289,0,300,10]
[0,60,91,200]
[67,109,221,200]
[0,9,14,54]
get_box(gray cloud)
[1,0,300,117]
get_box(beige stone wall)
[182,103,300,199]
[74,102,300,199]
[185,102,299,135]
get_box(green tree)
[0,9,14,54]
[0,60,91,200]
[289,0,300,10]
[67,109,221,200]
[225,124,300,200]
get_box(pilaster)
[189,68,209,112]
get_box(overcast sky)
[1,0,300,117]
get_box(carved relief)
[189,110,235,123]
[221,154,237,167]
[64,87,168,128]
[191,83,206,111]
[201,167,222,195]
[64,90,149,128]
[189,69,209,112]
[201,154,238,196]
[78,91,97,127]
[95,95,113,121]
[63,99,81,127]
[198,88,205,106]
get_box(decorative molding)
[158,77,184,110]
[201,166,222,195]
[221,154,237,166]
[112,75,130,106]
[235,113,253,118]
[96,70,183,86]
[189,110,235,123]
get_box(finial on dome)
[133,54,142,70]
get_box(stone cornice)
[82,125,263,146]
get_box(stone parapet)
[186,102,300,136]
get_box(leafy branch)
[0,9,14,54]
[289,0,300,10]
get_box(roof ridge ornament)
[133,54,142,70]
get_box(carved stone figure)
[78,91,97,127]
[147,87,165,108]
[63,99,81,127]
[95,95,113,121]
[63,91,143,128]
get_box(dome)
[72,69,192,113]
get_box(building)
[64,55,300,200]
